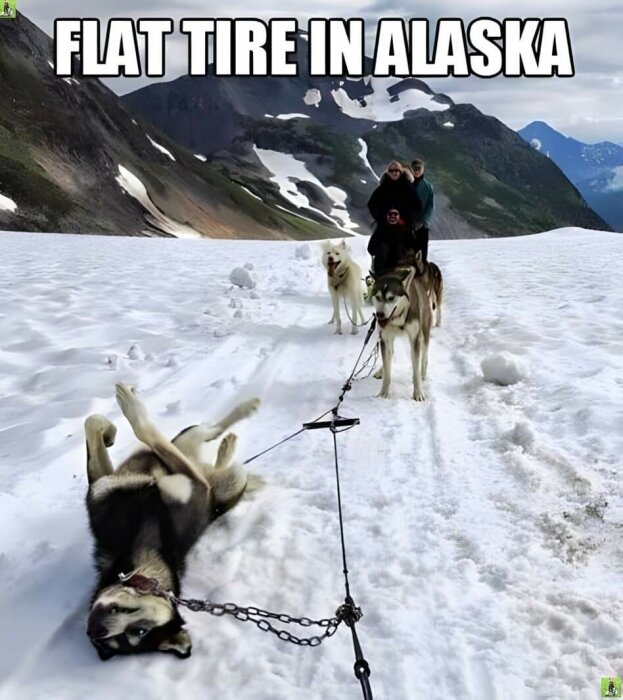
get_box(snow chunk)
[442,121,455,128]
[229,267,256,289]
[481,352,529,385]
[194,154,207,162]
[295,244,311,260]
[146,135,176,161]
[509,422,536,450]
[303,89,322,108]
[0,192,18,213]
[127,343,145,361]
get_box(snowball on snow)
[509,421,536,450]
[229,267,256,289]
[127,343,145,360]
[481,352,529,385]
[295,244,312,260]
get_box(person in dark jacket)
[410,158,434,263]
[367,207,419,276]
[367,161,421,228]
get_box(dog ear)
[399,266,416,291]
[414,250,424,275]
[157,629,192,658]
[339,239,347,249]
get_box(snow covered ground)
[0,228,621,699]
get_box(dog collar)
[118,572,172,599]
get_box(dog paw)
[334,328,343,335]
[351,326,359,335]
[85,415,117,447]
[373,368,383,380]
[216,433,238,469]
[115,383,150,434]
[377,390,390,399]
[412,390,427,402]
[238,398,260,419]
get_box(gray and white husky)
[321,240,366,335]
[370,267,432,401]
[84,383,260,660]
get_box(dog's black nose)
[87,611,109,639]
[87,620,108,639]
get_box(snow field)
[0,228,621,699]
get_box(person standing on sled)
[410,158,435,263]
[367,207,420,277]
[367,161,421,230]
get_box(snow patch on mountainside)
[146,135,176,162]
[115,165,201,238]
[357,138,380,182]
[194,154,207,162]
[303,88,322,108]
[238,184,262,202]
[253,146,359,234]
[0,192,18,213]
[265,113,310,120]
[331,77,450,121]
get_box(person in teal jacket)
[410,158,434,262]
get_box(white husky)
[321,240,366,335]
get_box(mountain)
[0,15,338,239]
[519,121,623,231]
[122,38,608,238]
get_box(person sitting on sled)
[367,207,421,277]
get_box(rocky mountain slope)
[123,37,608,238]
[0,15,336,239]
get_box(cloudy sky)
[26,0,623,143]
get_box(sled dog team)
[82,158,439,661]
[322,239,443,403]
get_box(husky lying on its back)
[84,383,259,660]
[321,240,366,335]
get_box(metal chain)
[119,573,346,647]
[172,596,344,647]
